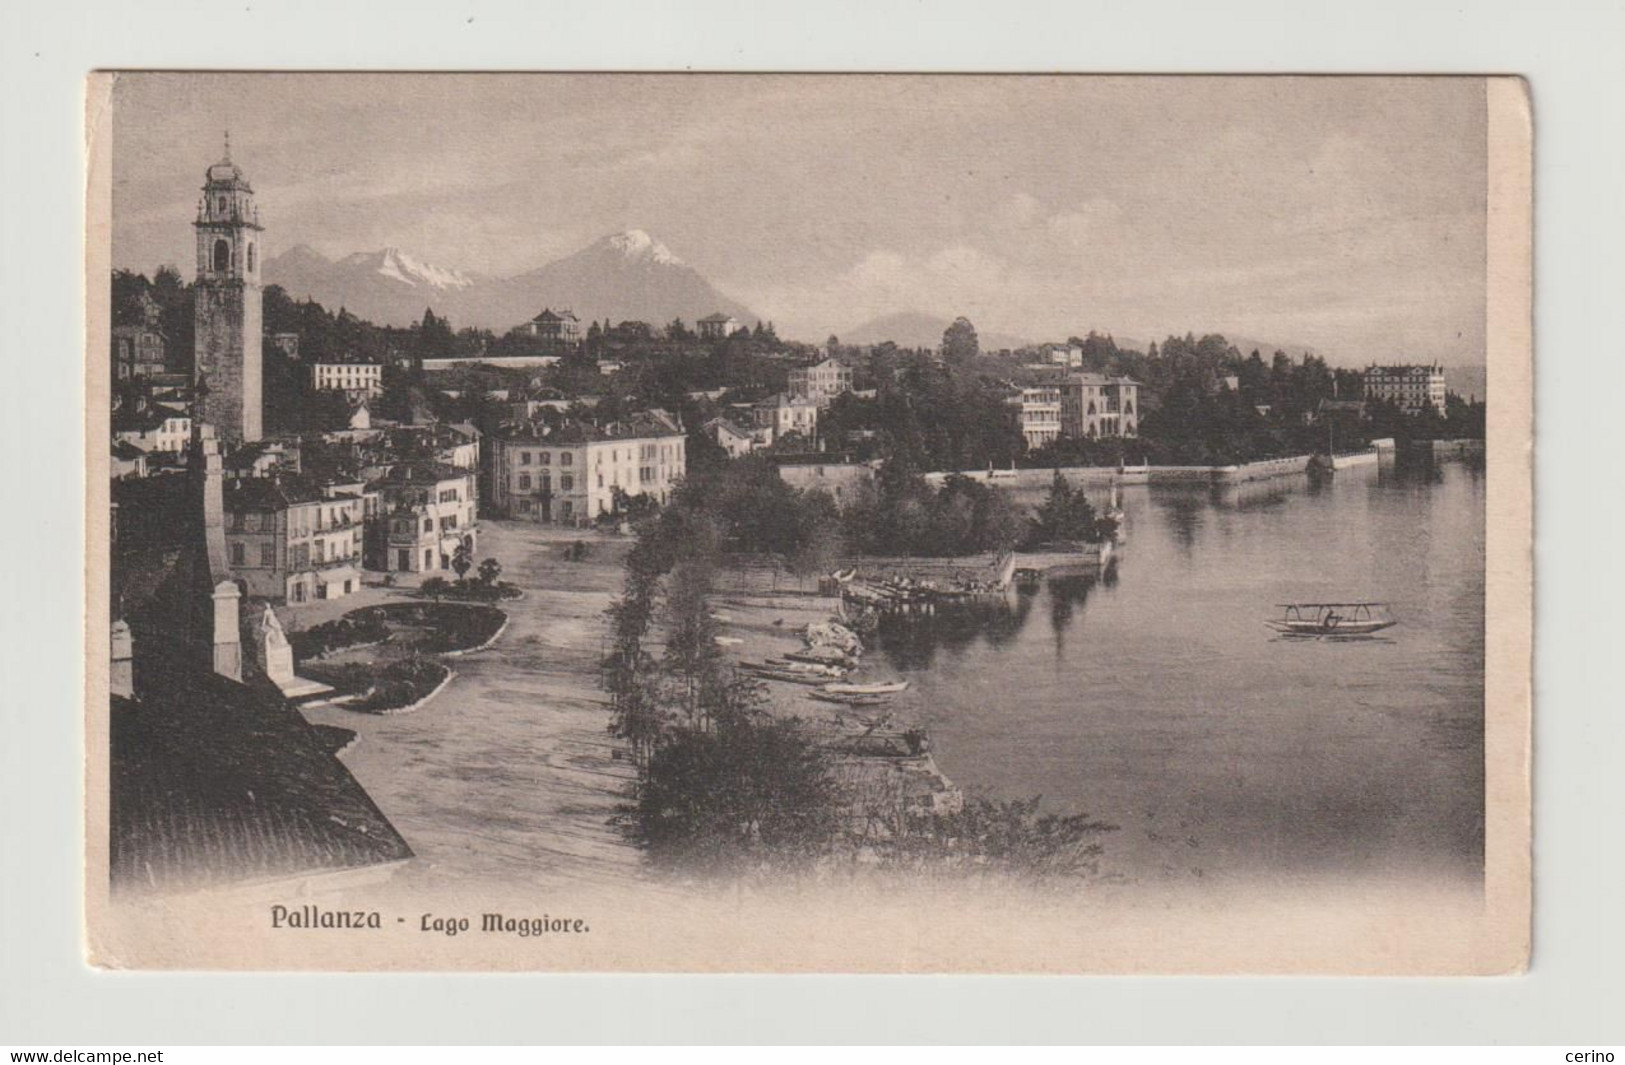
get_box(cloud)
[1046,199,1123,248]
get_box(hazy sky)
[110,73,1487,363]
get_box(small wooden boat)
[809,690,892,707]
[765,657,849,677]
[1266,602,1397,637]
[742,665,830,685]
[823,680,910,695]
[785,647,858,666]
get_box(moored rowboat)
[823,680,910,695]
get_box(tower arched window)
[213,239,230,273]
[218,196,227,215]
[247,243,255,272]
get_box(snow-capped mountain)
[603,228,684,267]
[263,230,756,332]
[504,230,755,328]
[344,247,476,291]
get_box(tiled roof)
[110,661,410,895]
[225,473,352,510]
[367,460,471,489]
[112,407,186,434]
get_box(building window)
[519,473,531,490]
[260,543,275,567]
[561,452,573,466]
[539,452,551,465]
[213,239,230,273]
[560,474,574,491]
[518,499,531,514]
[247,243,256,272]
[229,542,245,565]
[424,549,434,569]
[520,452,531,465]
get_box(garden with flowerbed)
[295,602,508,714]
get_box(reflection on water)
[874,460,1486,890]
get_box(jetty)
[826,552,1017,615]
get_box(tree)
[477,557,502,586]
[630,715,842,873]
[421,576,450,601]
[941,316,980,366]
[1029,471,1103,545]
[450,542,474,582]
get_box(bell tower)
[193,134,264,443]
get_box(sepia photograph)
[85,72,1531,973]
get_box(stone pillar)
[110,619,134,699]
[212,580,242,682]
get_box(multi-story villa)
[1059,374,1140,439]
[517,308,581,348]
[1363,363,1447,416]
[223,475,365,603]
[697,313,742,340]
[491,412,686,526]
[1007,385,1063,449]
[310,361,383,395]
[1041,343,1083,369]
[751,392,819,445]
[112,291,168,380]
[787,358,854,407]
[366,461,479,575]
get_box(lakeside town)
[106,143,1489,898]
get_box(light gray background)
[1,0,1618,1045]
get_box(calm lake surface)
[875,459,1486,890]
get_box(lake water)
[874,459,1486,891]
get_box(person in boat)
[1322,609,1342,631]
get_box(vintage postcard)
[85,73,1531,972]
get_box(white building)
[697,313,742,340]
[751,392,819,445]
[704,417,764,458]
[492,412,687,526]
[1363,363,1447,416]
[113,410,192,454]
[787,358,854,407]
[1042,343,1084,369]
[1007,385,1062,450]
[311,361,383,396]
[367,461,480,574]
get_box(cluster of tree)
[651,451,1027,564]
[842,467,1025,558]
[820,364,1026,471]
[603,504,841,873]
[1027,472,1113,545]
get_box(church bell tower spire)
[192,139,264,443]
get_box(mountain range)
[264,230,759,333]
